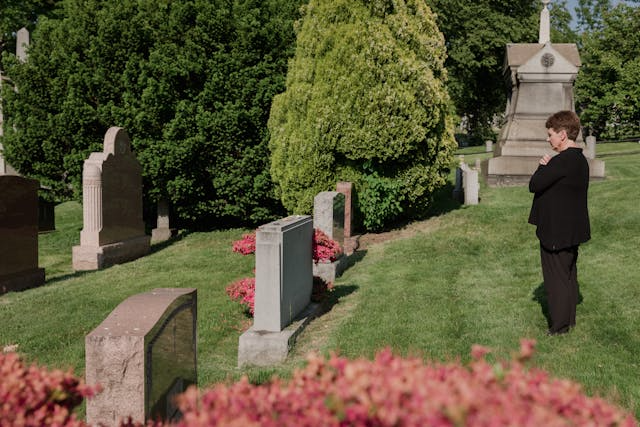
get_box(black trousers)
[540,244,579,333]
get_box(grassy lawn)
[1,142,640,417]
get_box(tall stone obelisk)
[484,0,605,185]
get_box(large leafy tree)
[1,0,302,227]
[426,0,574,142]
[575,3,640,138]
[269,0,456,231]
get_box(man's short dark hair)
[545,110,581,141]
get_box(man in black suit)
[529,110,590,336]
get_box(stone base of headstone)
[313,255,348,284]
[72,235,151,271]
[0,268,45,294]
[483,156,605,186]
[151,227,177,244]
[238,302,321,368]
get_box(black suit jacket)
[528,147,591,251]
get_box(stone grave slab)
[0,175,45,293]
[85,288,197,426]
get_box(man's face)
[546,127,565,152]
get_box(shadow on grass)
[318,283,359,317]
[44,270,97,286]
[149,230,192,254]
[42,231,193,286]
[532,282,584,328]
[341,249,368,271]
[428,182,462,217]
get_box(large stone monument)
[0,175,45,294]
[485,0,605,185]
[72,127,150,270]
[85,288,197,426]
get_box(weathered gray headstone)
[0,175,45,294]
[485,140,493,153]
[585,135,596,160]
[313,191,344,243]
[85,288,197,427]
[238,215,319,367]
[151,199,176,243]
[313,191,346,283]
[72,127,150,270]
[254,215,313,331]
[461,163,479,205]
[454,162,479,206]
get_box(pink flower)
[225,277,255,315]
[313,229,343,263]
[232,232,256,255]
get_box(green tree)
[575,3,640,138]
[268,0,456,231]
[574,0,614,32]
[1,0,302,227]
[426,0,574,143]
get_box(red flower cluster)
[313,229,343,263]
[230,229,343,262]
[225,277,256,315]
[232,232,256,255]
[0,352,99,427]
[166,341,637,427]
[225,276,332,315]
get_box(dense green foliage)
[1,0,303,227]
[268,0,456,231]
[575,3,640,139]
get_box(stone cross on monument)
[483,0,605,185]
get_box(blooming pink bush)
[232,232,256,255]
[225,277,256,315]
[313,229,343,263]
[167,340,637,427]
[0,352,98,427]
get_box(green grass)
[2,142,640,416]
